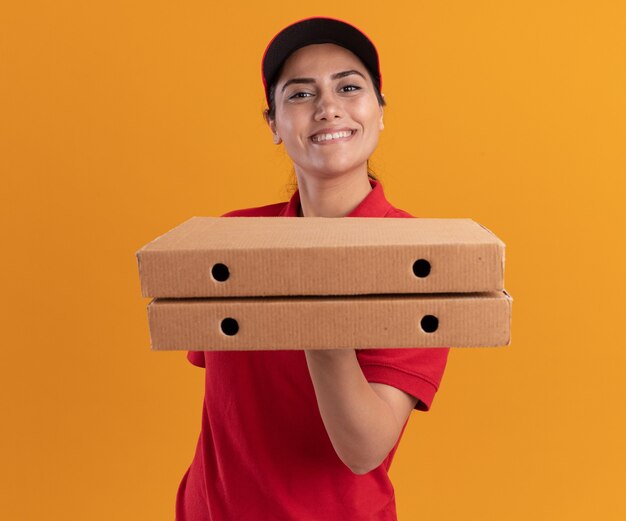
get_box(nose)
[314,89,342,121]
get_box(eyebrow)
[280,70,367,93]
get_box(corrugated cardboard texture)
[147,290,512,350]
[136,217,505,297]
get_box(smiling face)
[266,43,384,179]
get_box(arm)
[304,348,418,475]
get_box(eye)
[288,91,312,100]
[341,84,362,92]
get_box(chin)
[312,157,368,174]
[314,165,361,178]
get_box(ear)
[264,109,282,144]
[379,102,384,131]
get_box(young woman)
[176,17,450,521]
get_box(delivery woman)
[176,17,450,521]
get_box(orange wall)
[1,2,625,520]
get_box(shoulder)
[221,202,287,217]
[384,206,416,219]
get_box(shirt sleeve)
[356,347,450,411]
[187,351,206,368]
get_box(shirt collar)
[279,178,392,218]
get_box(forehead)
[277,43,367,82]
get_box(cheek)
[351,99,381,128]
[276,111,305,140]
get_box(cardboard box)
[136,217,505,297]
[146,291,512,350]
[136,217,513,350]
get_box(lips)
[310,128,356,144]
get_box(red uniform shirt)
[176,179,450,520]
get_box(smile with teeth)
[311,130,354,143]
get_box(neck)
[296,171,373,218]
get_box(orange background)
[2,1,625,520]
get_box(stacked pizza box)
[135,217,512,350]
